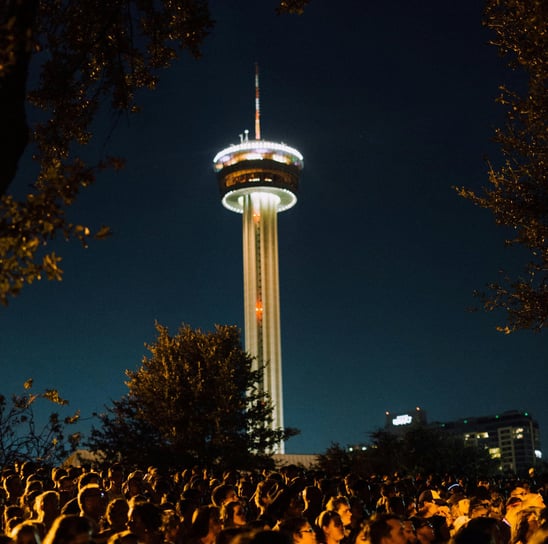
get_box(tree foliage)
[87,323,298,471]
[0,0,306,304]
[315,427,497,479]
[0,379,81,467]
[456,0,548,333]
[0,0,213,304]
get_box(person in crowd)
[104,466,125,502]
[3,475,24,507]
[19,464,38,484]
[417,492,446,521]
[325,497,354,543]
[56,478,76,510]
[278,516,318,544]
[161,509,185,544]
[302,488,323,527]
[528,528,548,544]
[222,472,241,489]
[61,474,102,516]
[21,481,44,518]
[266,479,307,530]
[512,508,542,544]
[386,498,408,520]
[402,520,417,544]
[220,501,247,529]
[186,506,222,544]
[3,505,25,535]
[450,499,470,536]
[416,491,452,543]
[410,518,435,544]
[33,491,61,538]
[376,487,398,515]
[468,498,491,521]
[368,515,407,544]
[211,486,239,510]
[175,498,199,543]
[107,531,139,544]
[452,517,505,544]
[428,516,451,544]
[316,511,345,544]
[77,485,107,539]
[41,515,93,544]
[347,497,367,544]
[51,470,68,490]
[325,497,352,531]
[97,498,129,542]
[123,473,157,504]
[9,521,42,544]
[354,520,371,544]
[236,477,255,507]
[510,489,529,501]
[502,498,524,543]
[254,480,284,528]
[127,501,164,544]
[23,482,43,499]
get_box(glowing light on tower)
[213,65,303,452]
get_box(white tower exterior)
[213,91,303,452]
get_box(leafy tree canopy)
[456,0,548,333]
[86,323,298,471]
[0,0,308,304]
[0,379,81,467]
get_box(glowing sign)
[392,414,413,426]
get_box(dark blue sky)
[2,1,546,455]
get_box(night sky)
[2,1,547,456]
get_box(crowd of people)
[1,461,547,544]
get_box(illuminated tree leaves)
[88,323,298,470]
[0,380,80,466]
[457,0,547,332]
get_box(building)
[437,410,542,475]
[383,408,542,475]
[212,67,303,452]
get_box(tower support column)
[242,193,284,451]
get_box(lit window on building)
[489,448,501,459]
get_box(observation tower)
[213,66,303,452]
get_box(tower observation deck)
[212,68,303,453]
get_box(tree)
[0,379,81,466]
[456,0,548,333]
[0,0,308,304]
[400,425,496,478]
[0,0,214,304]
[315,426,498,479]
[87,323,298,470]
[315,442,355,476]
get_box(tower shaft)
[242,193,284,452]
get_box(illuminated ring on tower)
[221,186,297,214]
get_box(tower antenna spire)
[254,62,261,140]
